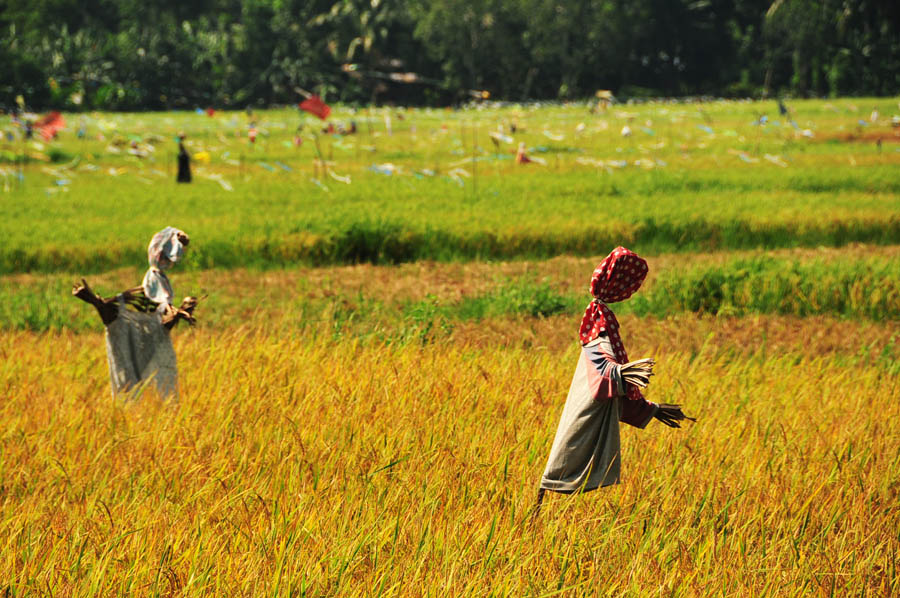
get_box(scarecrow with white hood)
[73,227,198,400]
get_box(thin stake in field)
[18,128,25,190]
[472,121,478,196]
[312,132,327,181]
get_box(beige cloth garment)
[540,335,624,493]
[105,296,178,400]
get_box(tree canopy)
[2,0,898,110]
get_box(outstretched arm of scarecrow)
[71,279,122,325]
[619,393,659,428]
[618,357,696,428]
[586,346,657,428]
[620,358,657,429]
[72,279,199,329]
[161,296,199,328]
[653,404,696,428]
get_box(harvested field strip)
[444,313,900,361]
[5,247,899,332]
[1,330,897,594]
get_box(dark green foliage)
[1,0,897,110]
[4,217,900,276]
[448,281,573,320]
[48,148,74,163]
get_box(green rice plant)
[446,280,574,321]
[1,99,898,273]
[637,255,900,319]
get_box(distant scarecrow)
[536,247,693,511]
[176,133,192,183]
[73,227,199,400]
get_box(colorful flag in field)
[515,142,532,164]
[389,72,419,83]
[35,112,65,140]
[299,96,331,120]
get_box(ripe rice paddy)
[2,322,898,595]
[1,99,898,595]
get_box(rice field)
[3,321,898,595]
[1,99,899,595]
[1,98,899,272]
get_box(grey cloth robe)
[105,296,178,400]
[540,334,655,494]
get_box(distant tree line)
[2,0,898,110]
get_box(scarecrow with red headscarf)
[537,247,693,508]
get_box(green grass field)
[2,98,899,272]
[1,99,899,595]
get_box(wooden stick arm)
[73,279,200,329]
[72,278,119,325]
[162,296,199,330]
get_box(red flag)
[299,95,331,120]
[35,111,65,140]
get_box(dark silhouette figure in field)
[778,98,789,117]
[177,133,191,183]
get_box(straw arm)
[621,357,655,389]
[653,403,697,428]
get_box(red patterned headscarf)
[579,247,648,397]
